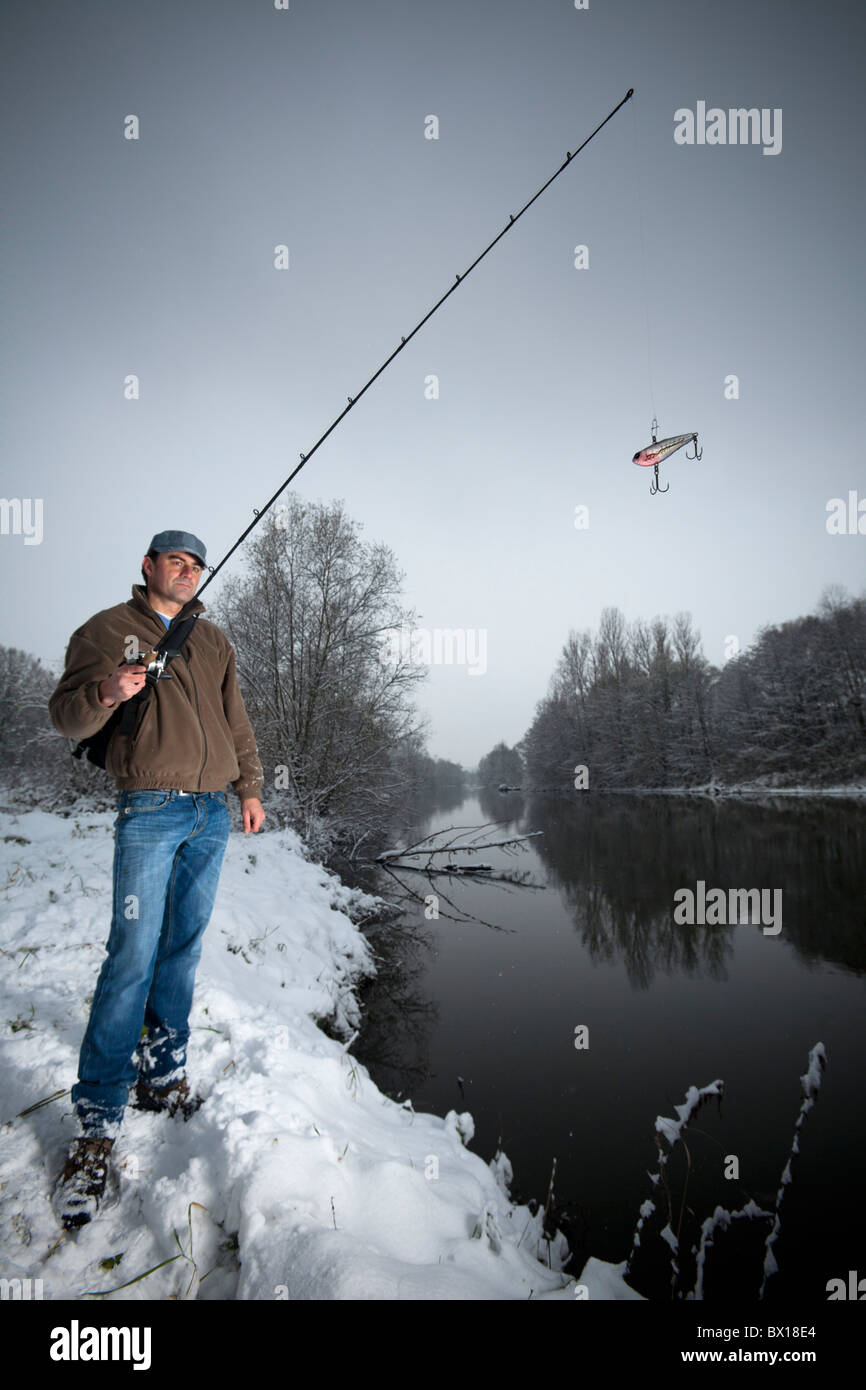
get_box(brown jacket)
[49,585,264,801]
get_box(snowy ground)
[0,807,640,1301]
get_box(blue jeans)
[72,789,231,1137]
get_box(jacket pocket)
[105,695,152,780]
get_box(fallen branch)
[381,861,544,889]
[373,859,517,932]
[376,825,543,862]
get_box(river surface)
[354,789,866,1303]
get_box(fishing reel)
[125,649,174,682]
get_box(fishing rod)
[193,86,634,602]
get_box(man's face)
[142,551,203,608]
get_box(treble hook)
[685,433,702,460]
[650,462,669,496]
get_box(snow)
[800,1042,826,1101]
[654,1079,724,1151]
[659,1224,678,1253]
[0,808,640,1300]
[628,1197,656,1252]
[603,783,866,800]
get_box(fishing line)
[630,94,658,428]
[194,87,635,602]
[627,97,703,496]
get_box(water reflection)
[354,793,866,1093]
[480,791,866,982]
[353,912,439,1098]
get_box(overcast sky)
[3,0,864,768]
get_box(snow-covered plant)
[625,1042,827,1300]
[758,1041,827,1299]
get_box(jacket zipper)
[153,604,206,789]
[188,654,207,792]
[129,608,169,748]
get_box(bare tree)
[207,498,428,851]
[0,646,106,809]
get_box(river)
[353,788,866,1302]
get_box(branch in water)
[376,826,543,861]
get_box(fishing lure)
[633,419,702,495]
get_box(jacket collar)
[130,584,205,634]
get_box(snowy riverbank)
[0,807,639,1300]
[525,782,866,800]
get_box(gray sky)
[3,0,864,767]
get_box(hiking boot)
[54,1137,115,1230]
[133,1075,203,1120]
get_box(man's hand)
[98,664,147,707]
[241,798,266,834]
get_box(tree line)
[5,510,862,847]
[0,498,464,862]
[476,742,524,788]
[515,587,865,791]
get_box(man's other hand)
[241,798,266,834]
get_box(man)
[48,530,265,1228]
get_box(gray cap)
[147,530,207,567]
